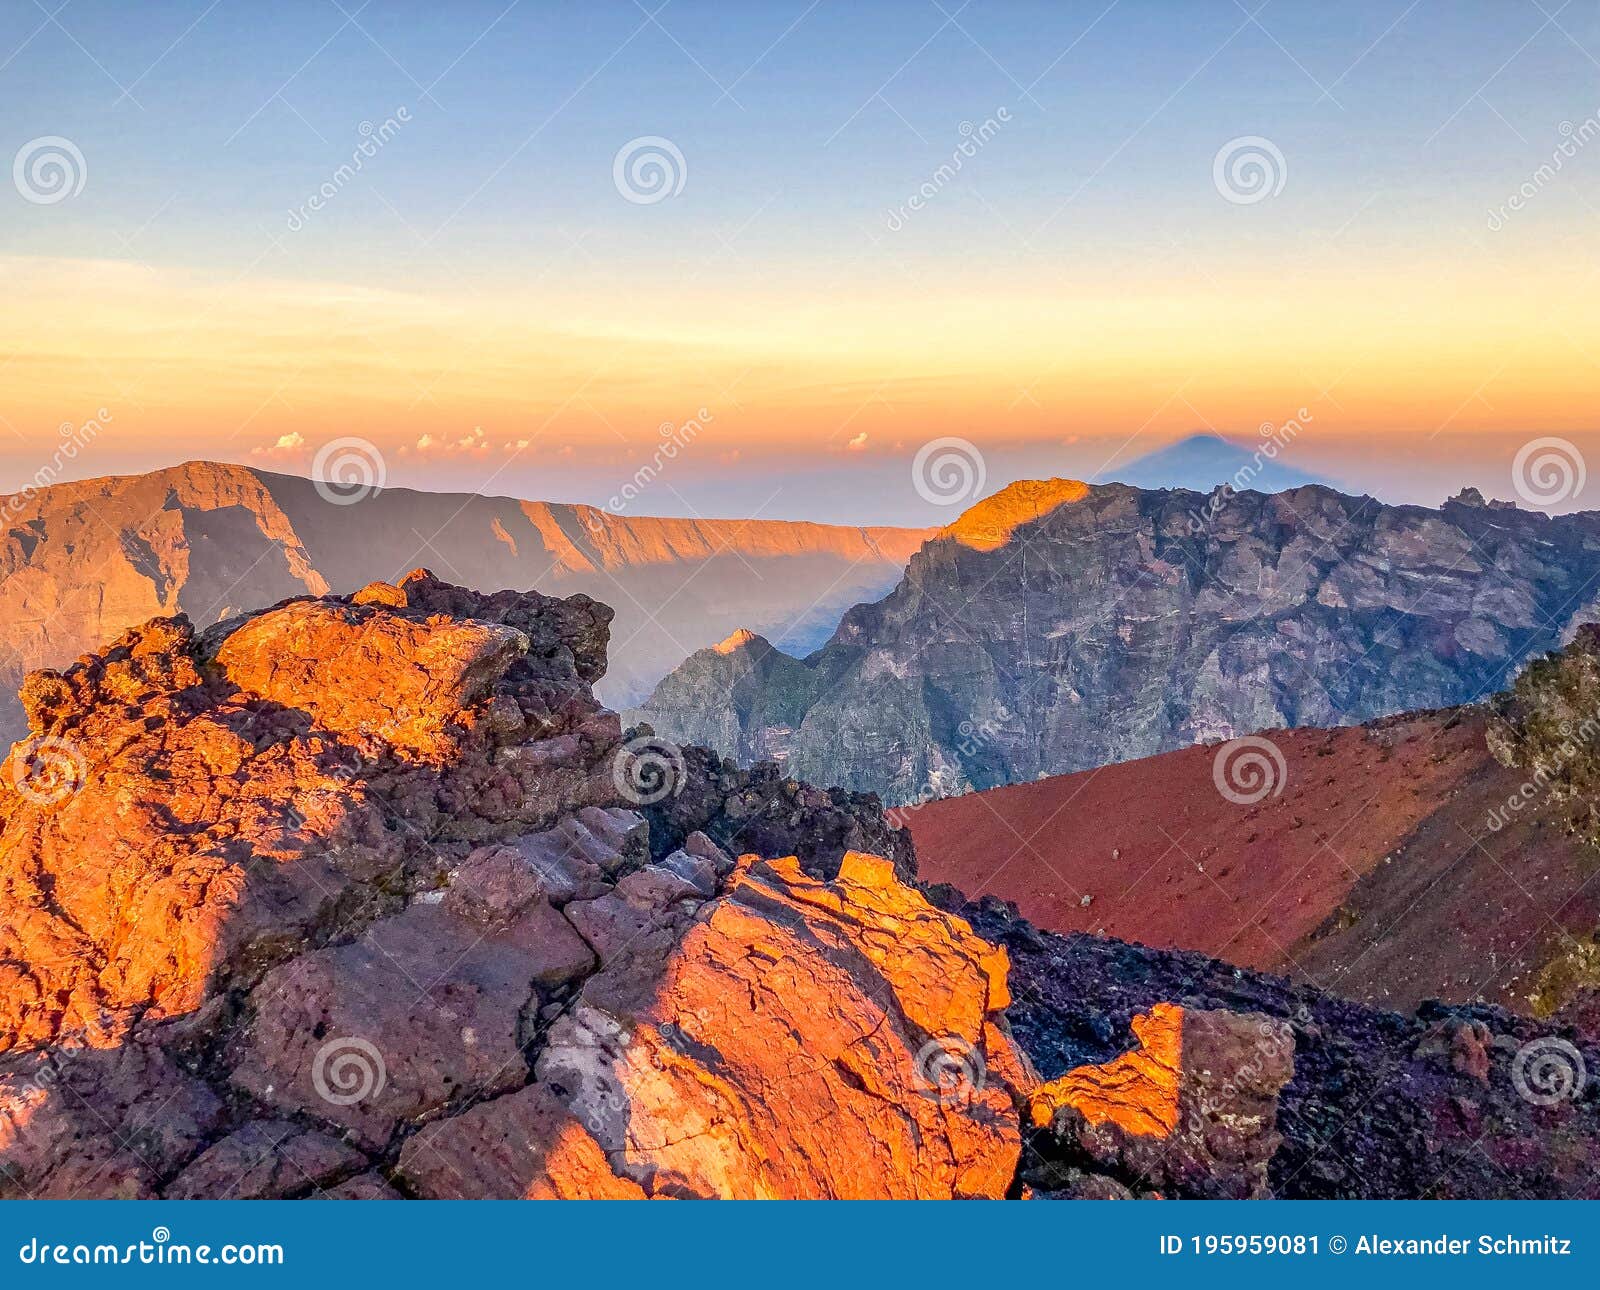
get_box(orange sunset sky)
[4,2,1598,522]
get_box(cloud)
[251,431,307,460]
[396,426,530,461]
[846,431,869,453]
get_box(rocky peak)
[711,626,764,655]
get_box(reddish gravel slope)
[909,711,1600,1013]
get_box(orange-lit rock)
[1031,1003,1293,1200]
[0,571,617,1057]
[535,850,1028,1199]
[212,597,529,764]
[396,1084,646,1200]
[1031,1000,1184,1136]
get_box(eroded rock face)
[0,575,1016,1199]
[637,480,1600,804]
[0,569,618,1058]
[531,852,1026,1199]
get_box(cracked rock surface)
[2,573,1029,1200]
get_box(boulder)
[1030,1002,1293,1199]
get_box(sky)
[3,0,1599,524]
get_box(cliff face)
[0,461,932,740]
[637,479,1600,803]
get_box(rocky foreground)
[1,574,1596,1198]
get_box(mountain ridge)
[635,477,1600,802]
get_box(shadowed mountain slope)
[637,477,1600,804]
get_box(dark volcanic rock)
[641,741,915,880]
[960,899,1600,1199]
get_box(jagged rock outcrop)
[0,568,620,1056]
[640,740,915,882]
[637,479,1600,803]
[0,461,931,738]
[0,575,1028,1200]
[5,569,1597,1201]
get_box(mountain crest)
[942,478,1092,552]
[712,627,765,654]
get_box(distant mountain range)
[633,476,1600,804]
[1099,431,1331,492]
[0,462,931,742]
